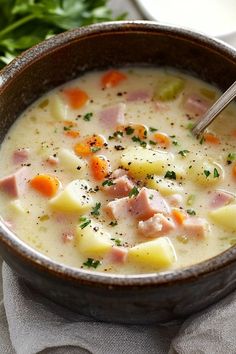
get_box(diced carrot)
[203,132,220,144]
[64,130,80,138]
[154,132,170,148]
[63,120,77,127]
[232,164,236,178]
[101,70,127,88]
[74,135,106,157]
[64,88,89,109]
[90,155,110,181]
[172,209,187,225]
[30,174,60,197]
[132,124,147,139]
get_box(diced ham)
[131,187,170,220]
[102,175,134,198]
[13,148,29,164]
[46,155,59,166]
[210,190,234,209]
[107,246,128,264]
[183,94,210,117]
[138,213,175,237]
[110,168,127,179]
[182,217,208,239]
[167,194,183,208]
[0,167,29,197]
[99,103,126,128]
[126,90,151,102]
[104,197,132,219]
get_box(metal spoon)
[192,80,236,137]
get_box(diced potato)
[59,148,87,175]
[49,94,68,120]
[187,160,223,186]
[153,75,185,101]
[128,237,176,268]
[146,176,183,196]
[49,179,93,212]
[76,221,112,257]
[209,204,236,231]
[120,146,174,179]
[9,199,26,214]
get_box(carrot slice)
[232,165,236,178]
[64,88,89,109]
[172,209,187,225]
[90,155,110,181]
[64,130,80,138]
[154,132,170,148]
[203,132,220,144]
[101,70,127,88]
[74,135,106,157]
[30,174,60,197]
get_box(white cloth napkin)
[2,260,236,354]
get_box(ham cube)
[138,213,175,237]
[131,188,170,220]
[210,190,234,209]
[102,175,134,198]
[183,94,210,117]
[13,148,29,164]
[167,193,183,208]
[104,197,132,219]
[99,103,126,128]
[107,246,128,264]
[126,90,151,102]
[182,217,208,239]
[0,167,29,197]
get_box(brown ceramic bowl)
[0,21,236,325]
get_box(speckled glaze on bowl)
[0,21,236,324]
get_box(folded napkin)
[1,261,236,354]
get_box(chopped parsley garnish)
[63,125,72,131]
[90,146,101,153]
[129,186,139,198]
[200,136,205,145]
[178,149,190,157]
[108,131,123,140]
[109,220,118,227]
[213,168,220,178]
[164,171,176,180]
[79,216,91,229]
[83,258,101,269]
[91,202,101,216]
[102,179,115,186]
[149,127,158,132]
[83,112,93,121]
[132,136,147,147]
[111,238,122,246]
[172,140,179,146]
[149,194,154,200]
[186,209,196,216]
[125,126,135,135]
[149,140,157,145]
[204,170,211,178]
[227,153,236,165]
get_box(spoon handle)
[192,80,236,137]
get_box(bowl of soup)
[0,21,236,324]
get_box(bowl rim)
[0,20,236,287]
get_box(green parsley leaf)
[83,258,101,269]
[164,171,176,180]
[91,202,101,216]
[172,140,179,146]
[186,209,196,216]
[204,170,211,177]
[200,136,205,145]
[213,168,220,178]
[90,146,101,153]
[83,112,93,121]
[149,140,157,145]
[227,153,236,165]
[79,216,91,229]
[111,238,122,246]
[102,179,115,187]
[149,127,158,132]
[129,186,139,198]
[178,149,190,157]
[125,126,134,135]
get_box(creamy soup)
[0,67,236,274]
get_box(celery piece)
[153,76,185,101]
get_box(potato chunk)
[59,148,87,175]
[120,146,174,179]
[209,204,236,231]
[49,94,68,120]
[76,221,112,257]
[128,237,176,268]
[49,180,93,212]
[146,176,183,196]
[187,160,223,186]
[153,75,185,101]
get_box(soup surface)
[0,67,236,274]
